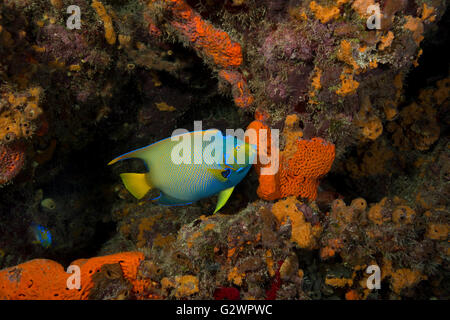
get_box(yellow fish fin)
[207,168,229,183]
[119,173,152,200]
[214,186,235,214]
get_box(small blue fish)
[31,224,52,248]
[108,129,257,213]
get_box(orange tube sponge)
[246,119,281,200]
[91,0,116,45]
[246,119,274,171]
[0,252,146,300]
[160,0,242,68]
[0,142,26,185]
[151,0,253,108]
[248,116,335,201]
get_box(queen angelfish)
[108,129,257,213]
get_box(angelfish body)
[108,130,257,213]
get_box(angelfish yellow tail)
[119,173,151,199]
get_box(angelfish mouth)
[249,144,257,156]
[247,144,257,163]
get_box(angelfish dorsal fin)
[214,186,235,213]
[108,145,151,166]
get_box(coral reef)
[0,0,448,301]
[319,194,447,298]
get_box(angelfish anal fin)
[214,186,235,214]
[120,173,151,200]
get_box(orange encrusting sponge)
[0,252,146,300]
[218,70,254,108]
[247,116,335,201]
[152,0,253,108]
[163,0,242,69]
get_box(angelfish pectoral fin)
[207,168,228,183]
[119,173,151,200]
[214,186,235,214]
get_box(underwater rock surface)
[0,0,448,299]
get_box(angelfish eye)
[221,168,231,179]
